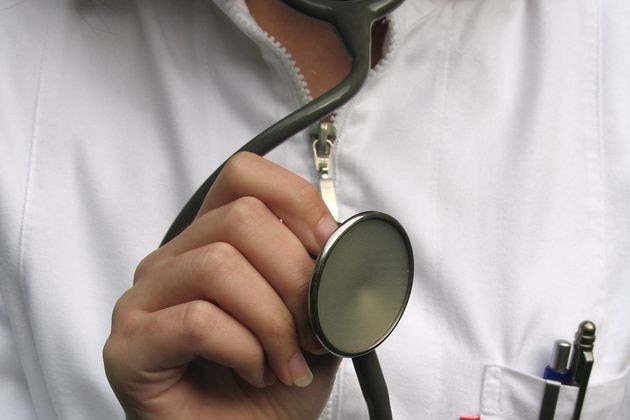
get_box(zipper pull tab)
[310,122,339,221]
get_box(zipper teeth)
[225,4,313,105]
[224,2,398,130]
[224,2,399,130]
[222,3,400,220]
[372,16,399,76]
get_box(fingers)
[128,243,313,387]
[198,152,338,255]
[113,300,277,389]
[110,152,338,399]
[153,196,321,352]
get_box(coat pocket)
[480,365,629,420]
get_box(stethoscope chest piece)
[309,211,413,358]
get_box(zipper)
[220,2,400,221]
[310,122,339,220]
[307,16,398,221]
[222,2,313,105]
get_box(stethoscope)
[160,1,412,419]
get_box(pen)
[538,380,560,420]
[544,339,572,384]
[568,321,596,420]
[538,339,571,420]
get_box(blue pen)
[544,339,572,384]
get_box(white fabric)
[1,0,629,419]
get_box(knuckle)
[260,314,296,347]
[102,337,119,377]
[192,241,238,279]
[223,151,257,179]
[102,334,128,374]
[133,249,164,282]
[226,196,267,228]
[179,300,217,345]
[102,335,117,364]
[105,298,141,373]
[110,290,138,334]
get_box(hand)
[104,152,341,419]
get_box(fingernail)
[315,216,338,248]
[289,352,313,388]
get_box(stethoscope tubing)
[160,2,407,419]
[161,0,403,245]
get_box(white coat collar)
[212,0,437,41]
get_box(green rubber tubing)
[160,2,405,420]
[353,351,393,420]
[161,0,405,245]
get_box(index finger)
[197,152,337,255]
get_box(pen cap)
[550,339,571,371]
[574,320,596,350]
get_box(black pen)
[538,339,571,420]
[568,321,596,420]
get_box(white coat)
[1,0,629,419]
